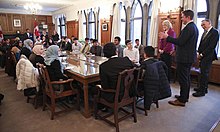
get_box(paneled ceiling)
[0,0,81,12]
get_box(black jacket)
[141,60,171,110]
[198,27,219,61]
[167,22,199,63]
[99,57,134,102]
[46,60,68,81]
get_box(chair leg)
[155,100,159,108]
[51,98,55,120]
[42,93,46,111]
[76,91,80,111]
[132,100,137,123]
[94,96,98,119]
[144,109,148,116]
[34,94,38,109]
[114,108,119,132]
[27,96,30,103]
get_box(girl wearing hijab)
[29,45,45,67]
[20,39,33,59]
[44,45,68,81]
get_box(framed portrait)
[102,23,108,31]
[14,19,21,27]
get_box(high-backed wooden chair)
[37,63,80,120]
[94,68,139,132]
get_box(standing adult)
[159,10,199,106]
[134,39,144,62]
[159,20,176,82]
[24,28,34,41]
[192,19,219,97]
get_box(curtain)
[78,11,84,40]
[180,0,197,22]
[111,2,121,42]
[148,0,159,48]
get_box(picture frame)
[102,23,108,31]
[13,19,21,27]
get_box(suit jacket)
[24,32,34,41]
[198,27,219,61]
[167,22,199,63]
[99,57,134,102]
[90,45,102,56]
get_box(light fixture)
[24,3,42,14]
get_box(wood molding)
[0,13,54,36]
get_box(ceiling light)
[24,3,42,14]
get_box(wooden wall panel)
[0,13,54,36]
[7,14,13,33]
[209,64,220,84]
[0,14,8,32]
[158,12,182,38]
[100,15,113,45]
[67,20,79,39]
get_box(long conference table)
[61,53,108,118]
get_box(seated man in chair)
[99,43,134,103]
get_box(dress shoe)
[174,95,188,102]
[194,88,208,93]
[168,100,185,107]
[192,92,205,97]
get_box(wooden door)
[67,20,79,39]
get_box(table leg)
[82,82,91,118]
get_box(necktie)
[202,30,208,40]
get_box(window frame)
[146,1,152,46]
[130,0,143,44]
[88,9,96,39]
[58,15,66,38]
[120,3,127,45]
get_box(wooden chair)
[172,58,201,86]
[94,68,139,132]
[190,58,201,87]
[37,63,80,120]
[135,68,159,116]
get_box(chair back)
[114,68,140,103]
[11,51,17,65]
[36,63,54,95]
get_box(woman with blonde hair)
[159,20,176,82]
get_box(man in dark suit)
[99,43,134,103]
[192,19,219,97]
[23,28,33,41]
[159,10,199,106]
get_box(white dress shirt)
[123,47,139,64]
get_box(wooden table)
[63,54,107,118]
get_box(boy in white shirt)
[123,40,139,65]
